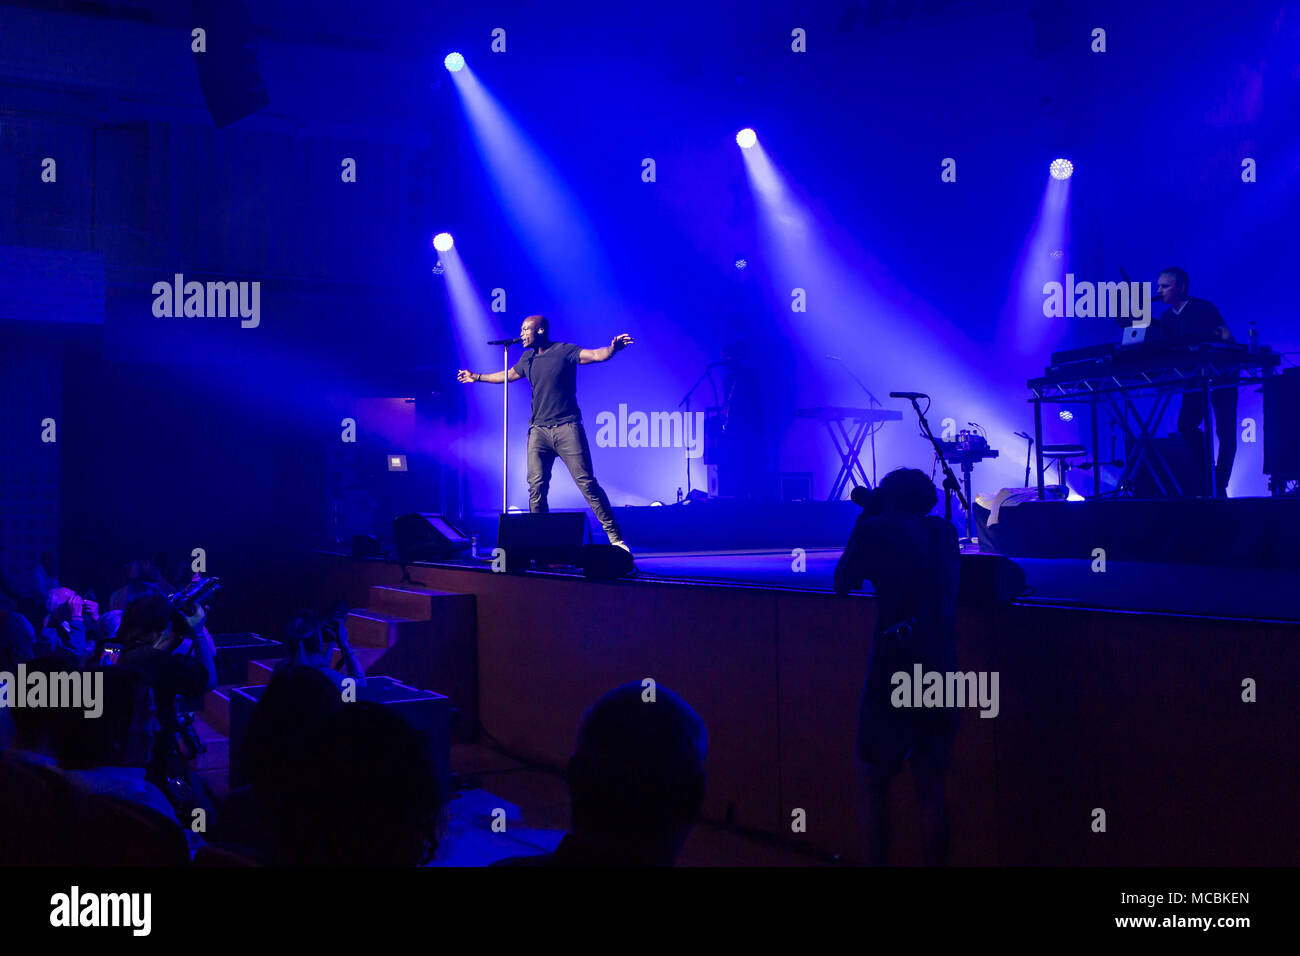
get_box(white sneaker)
[610,540,631,552]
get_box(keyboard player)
[1153,266,1237,496]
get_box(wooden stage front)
[265,550,1298,866]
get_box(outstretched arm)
[833,518,874,596]
[459,368,522,384]
[579,333,634,364]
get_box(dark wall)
[56,331,329,599]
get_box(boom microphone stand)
[892,391,968,525]
[828,354,886,486]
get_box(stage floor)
[454,497,1300,620]
[511,547,1300,622]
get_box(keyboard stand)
[822,414,876,501]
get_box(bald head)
[520,315,550,348]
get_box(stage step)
[345,592,479,731]
[201,686,234,737]
[368,585,463,622]
[246,659,278,685]
[345,609,431,648]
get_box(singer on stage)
[458,315,633,550]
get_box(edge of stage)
[453,494,1300,620]
[258,521,1300,865]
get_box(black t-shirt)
[511,342,584,426]
[1156,297,1229,341]
[833,512,960,653]
[118,645,210,731]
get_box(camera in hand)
[166,575,223,616]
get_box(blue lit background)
[1,0,1295,582]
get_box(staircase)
[201,585,477,738]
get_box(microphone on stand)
[889,391,928,400]
[1016,431,1035,488]
[828,355,884,408]
[488,337,523,346]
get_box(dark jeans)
[1177,384,1238,495]
[856,624,958,778]
[526,421,623,543]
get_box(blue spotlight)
[1058,409,1074,422]
[432,232,454,252]
[736,128,757,149]
[431,262,445,275]
[1049,158,1074,180]
[444,52,465,72]
[734,258,747,270]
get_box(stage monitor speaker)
[579,544,636,581]
[1264,367,1300,482]
[958,553,1027,608]
[497,512,587,572]
[351,534,380,559]
[191,0,271,128]
[779,472,814,502]
[393,513,470,563]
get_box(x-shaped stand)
[823,415,876,501]
[1104,390,1182,496]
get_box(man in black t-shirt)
[1154,266,1238,496]
[459,315,633,548]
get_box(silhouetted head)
[119,593,177,650]
[720,339,751,363]
[566,681,707,865]
[1,610,37,672]
[54,666,158,770]
[9,651,80,755]
[240,665,342,792]
[278,702,443,866]
[875,467,939,517]
[285,610,326,663]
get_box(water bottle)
[470,534,479,559]
[1249,321,1258,354]
[676,487,683,504]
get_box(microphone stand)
[486,338,518,514]
[1017,432,1034,488]
[678,366,720,497]
[904,397,968,526]
[501,341,509,514]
